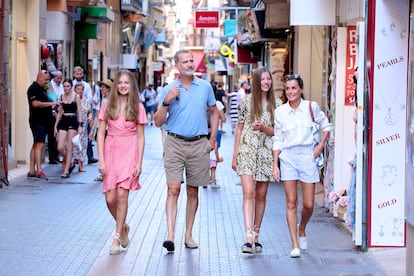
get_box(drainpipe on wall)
[0,0,9,187]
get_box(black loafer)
[88,158,98,164]
[163,240,175,252]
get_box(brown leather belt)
[167,132,207,142]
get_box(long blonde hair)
[250,67,275,125]
[105,70,140,122]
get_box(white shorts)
[279,145,320,183]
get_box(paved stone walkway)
[0,122,397,275]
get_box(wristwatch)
[162,101,169,107]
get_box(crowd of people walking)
[27,49,331,258]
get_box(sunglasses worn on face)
[285,74,301,81]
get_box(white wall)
[333,27,356,193]
[12,0,43,164]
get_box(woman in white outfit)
[272,74,332,258]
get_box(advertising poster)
[345,26,357,106]
[368,0,408,247]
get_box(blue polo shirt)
[159,77,216,136]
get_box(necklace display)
[374,215,391,237]
[375,90,405,125]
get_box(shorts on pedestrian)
[210,159,217,168]
[164,134,210,186]
[279,145,320,183]
[30,124,47,143]
[145,104,155,113]
[57,114,79,131]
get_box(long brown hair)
[250,67,275,125]
[105,70,140,122]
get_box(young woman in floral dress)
[232,67,278,254]
[73,83,92,172]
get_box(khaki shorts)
[164,134,210,186]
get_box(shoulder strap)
[309,101,315,123]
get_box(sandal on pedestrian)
[78,161,86,172]
[109,233,121,255]
[61,172,70,178]
[253,226,262,253]
[120,223,130,248]
[241,230,255,253]
[254,242,263,253]
[68,163,76,174]
[242,242,254,253]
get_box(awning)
[81,6,114,23]
[155,29,170,47]
[143,26,159,52]
[77,23,98,39]
[191,50,207,74]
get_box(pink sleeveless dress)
[99,103,148,193]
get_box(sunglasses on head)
[285,74,301,81]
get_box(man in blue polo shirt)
[154,49,219,252]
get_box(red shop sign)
[195,11,219,28]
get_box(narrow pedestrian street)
[0,120,396,275]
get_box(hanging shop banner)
[195,11,219,28]
[367,0,408,247]
[345,25,357,106]
[224,19,236,38]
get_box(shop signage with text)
[195,11,219,28]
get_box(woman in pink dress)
[96,70,147,255]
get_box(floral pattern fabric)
[73,96,91,162]
[236,94,273,182]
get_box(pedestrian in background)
[154,49,219,252]
[27,70,60,180]
[227,84,239,134]
[232,67,277,254]
[96,70,147,255]
[46,71,63,164]
[143,83,157,126]
[72,82,93,172]
[155,82,168,147]
[72,66,98,164]
[90,79,113,182]
[54,79,82,178]
[50,70,64,99]
[238,80,249,103]
[272,74,331,258]
[208,99,226,188]
[90,79,113,138]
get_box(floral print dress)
[73,96,91,163]
[236,94,274,181]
